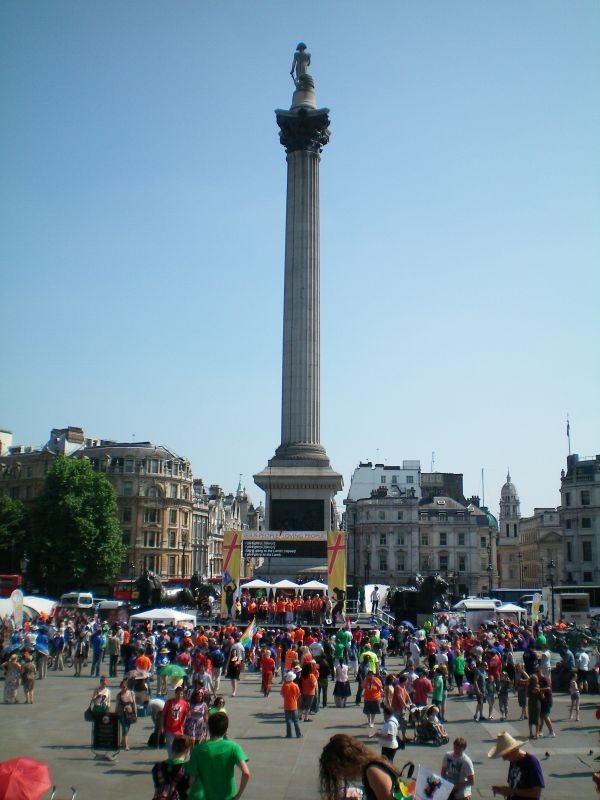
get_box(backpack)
[152,762,188,800]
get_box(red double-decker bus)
[112,579,139,602]
[0,574,22,598]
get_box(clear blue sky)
[2,1,599,519]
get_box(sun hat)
[488,732,525,758]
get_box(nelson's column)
[254,44,343,560]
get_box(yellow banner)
[221,530,241,617]
[327,530,347,602]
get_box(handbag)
[123,702,137,724]
[363,760,415,800]
[84,706,94,722]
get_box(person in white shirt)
[370,704,399,763]
[540,648,552,681]
[577,649,590,693]
[409,638,422,668]
[441,737,475,799]
[370,587,380,615]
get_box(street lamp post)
[549,559,556,625]
[181,533,187,581]
[518,552,523,589]
[540,557,545,586]
[487,563,493,594]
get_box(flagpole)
[567,413,571,456]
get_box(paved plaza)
[1,654,598,799]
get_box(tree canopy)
[0,495,26,573]
[28,455,125,595]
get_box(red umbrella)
[0,758,52,800]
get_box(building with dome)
[497,471,522,587]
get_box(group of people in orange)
[236,591,329,625]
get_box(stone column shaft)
[281,148,321,446]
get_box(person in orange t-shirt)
[299,662,318,721]
[260,647,276,697]
[277,597,286,624]
[280,672,302,738]
[362,671,383,728]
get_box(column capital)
[275,107,331,154]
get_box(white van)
[59,591,94,611]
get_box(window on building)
[122,507,132,523]
[421,534,429,546]
[565,492,571,506]
[420,513,428,521]
[147,486,159,498]
[144,555,159,572]
[26,466,32,478]
[169,556,176,576]
[584,571,593,582]
[148,459,159,474]
[181,511,189,527]
[379,532,387,546]
[505,523,510,536]
[379,553,388,571]
[458,532,466,546]
[123,481,133,497]
[566,519,572,530]
[406,476,414,484]
[125,459,134,473]
[143,530,161,548]
[169,484,177,499]
[458,555,467,571]
[420,554,430,570]
[391,475,398,484]
[25,486,32,499]
[143,508,161,524]
[439,532,447,546]
[582,541,593,561]
[582,517,591,529]
[381,476,386,484]
[513,524,518,537]
[366,511,370,520]
[457,512,464,520]
[396,552,405,571]
[398,533,404,546]
[122,530,130,546]
[567,541,572,561]
[10,487,19,499]
[438,512,447,521]
[581,490,591,506]
[481,536,487,549]
[397,511,403,521]
[439,553,448,570]
[379,510,385,521]
[169,509,177,525]
[168,530,176,548]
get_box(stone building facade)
[78,441,194,580]
[560,453,600,584]
[345,461,498,597]
[519,508,563,586]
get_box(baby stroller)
[412,704,449,746]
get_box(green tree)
[28,455,125,595]
[0,495,26,573]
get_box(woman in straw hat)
[489,732,544,799]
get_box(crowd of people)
[1,605,599,798]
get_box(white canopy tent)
[23,596,57,617]
[241,579,273,589]
[496,603,527,622]
[129,608,196,626]
[272,579,299,589]
[298,580,328,591]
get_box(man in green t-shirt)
[186,712,250,800]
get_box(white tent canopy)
[241,579,273,589]
[496,603,527,619]
[272,579,299,589]
[299,580,328,591]
[129,608,196,626]
[453,599,500,611]
[23,596,57,617]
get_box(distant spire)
[506,468,511,483]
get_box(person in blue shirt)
[90,630,103,677]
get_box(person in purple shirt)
[489,732,544,799]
